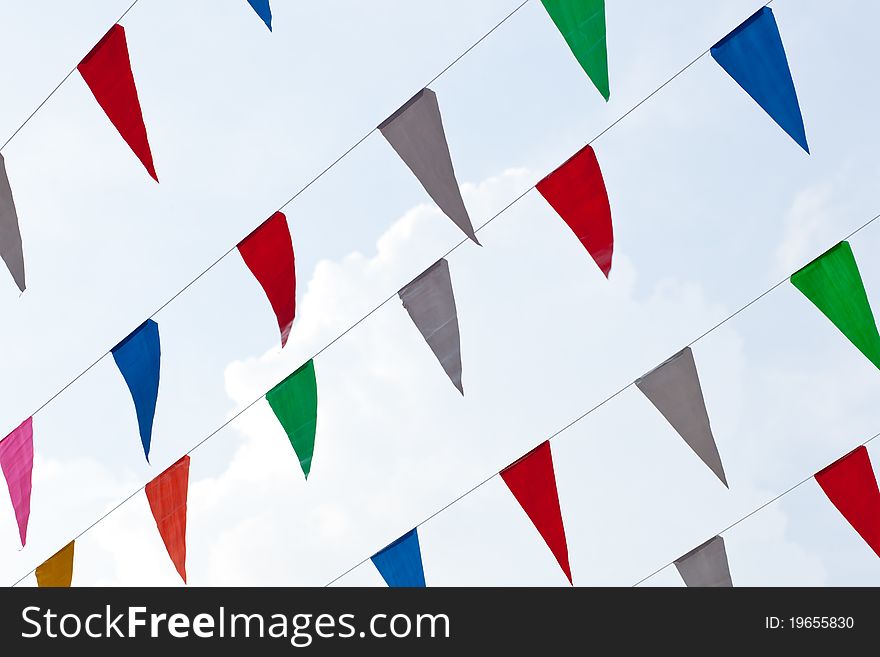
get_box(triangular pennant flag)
[145,455,190,583]
[398,259,463,394]
[371,528,426,588]
[791,241,880,370]
[815,446,880,558]
[674,536,733,587]
[540,0,609,100]
[78,24,158,180]
[536,144,613,277]
[36,541,75,588]
[379,89,479,245]
[500,441,572,584]
[266,359,318,478]
[237,212,296,348]
[246,0,272,30]
[710,7,808,152]
[0,417,33,547]
[0,154,25,292]
[111,319,161,462]
[636,347,728,486]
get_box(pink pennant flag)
[0,417,34,547]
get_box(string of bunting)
[327,236,880,588]
[1,0,785,463]
[358,436,880,589]
[24,229,880,586]
[3,1,875,587]
[0,0,535,462]
[15,225,880,586]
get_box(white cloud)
[773,181,838,276]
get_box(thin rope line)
[0,0,143,152]
[325,385,880,587]
[687,215,880,348]
[323,380,636,587]
[424,0,531,88]
[631,433,880,587]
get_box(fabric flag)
[710,7,808,152]
[267,359,318,479]
[36,542,75,588]
[398,259,463,394]
[379,89,479,244]
[237,212,296,348]
[371,528,426,588]
[145,455,190,583]
[78,24,158,180]
[536,145,613,277]
[635,347,728,486]
[111,319,161,462]
[674,536,733,587]
[0,154,25,292]
[246,0,272,30]
[815,446,880,558]
[0,417,33,547]
[540,0,609,100]
[791,241,880,370]
[500,441,572,584]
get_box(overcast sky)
[2,0,880,587]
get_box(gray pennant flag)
[0,153,25,292]
[379,88,479,245]
[635,347,728,486]
[674,536,733,587]
[399,258,463,394]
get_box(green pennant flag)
[266,359,318,478]
[791,241,880,370]
[541,0,609,101]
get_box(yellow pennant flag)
[36,541,75,587]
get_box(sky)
[1,0,880,586]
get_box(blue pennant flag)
[710,7,808,153]
[246,0,272,31]
[111,320,161,462]
[371,528,426,588]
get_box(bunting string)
[631,432,880,587]
[2,0,534,431]
[4,0,773,447]
[12,196,880,586]
[323,415,880,588]
[0,0,142,152]
[4,0,860,586]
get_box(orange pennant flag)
[145,455,190,583]
[36,541,75,587]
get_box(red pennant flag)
[78,24,158,181]
[500,441,572,583]
[145,455,190,583]
[536,145,613,277]
[815,446,880,558]
[237,212,296,347]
